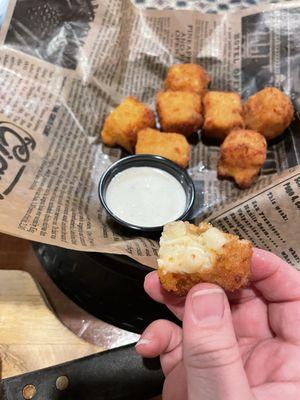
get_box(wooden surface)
[0,233,130,379]
[0,233,139,349]
[0,233,161,399]
[0,269,100,379]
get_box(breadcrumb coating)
[101,96,155,152]
[158,221,252,296]
[243,87,294,140]
[156,91,203,136]
[203,91,244,141]
[135,128,190,168]
[218,129,267,188]
[165,63,210,96]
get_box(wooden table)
[0,269,101,379]
[0,234,161,399]
[0,233,102,379]
[0,233,139,350]
[0,233,139,377]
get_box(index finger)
[145,248,300,312]
[251,248,300,302]
[144,271,186,320]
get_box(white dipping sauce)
[105,167,186,227]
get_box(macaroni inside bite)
[158,222,227,273]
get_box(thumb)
[183,284,253,400]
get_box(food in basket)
[156,91,203,136]
[157,221,252,296]
[202,91,244,141]
[243,87,294,140]
[99,67,294,190]
[164,63,210,96]
[218,129,267,188]
[101,96,155,152]
[135,128,190,168]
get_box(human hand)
[136,249,300,400]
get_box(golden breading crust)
[157,221,252,296]
[101,96,155,152]
[156,91,203,136]
[218,129,267,189]
[203,91,244,141]
[243,87,294,140]
[165,63,211,96]
[135,128,190,168]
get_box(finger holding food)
[243,87,294,140]
[202,91,244,141]
[135,128,190,168]
[157,221,252,296]
[156,91,203,136]
[165,63,211,96]
[101,96,155,153]
[218,128,267,189]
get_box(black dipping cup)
[98,154,195,233]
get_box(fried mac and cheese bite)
[135,128,190,168]
[156,91,203,136]
[218,129,267,189]
[243,87,294,140]
[101,96,155,152]
[203,91,244,141]
[158,221,252,296]
[165,63,210,96]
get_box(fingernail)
[135,338,151,347]
[145,271,156,282]
[191,289,225,324]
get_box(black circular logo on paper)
[0,122,36,199]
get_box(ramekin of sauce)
[98,155,195,232]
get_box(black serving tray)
[32,242,178,333]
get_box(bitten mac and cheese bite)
[158,221,252,296]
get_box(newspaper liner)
[0,0,299,269]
